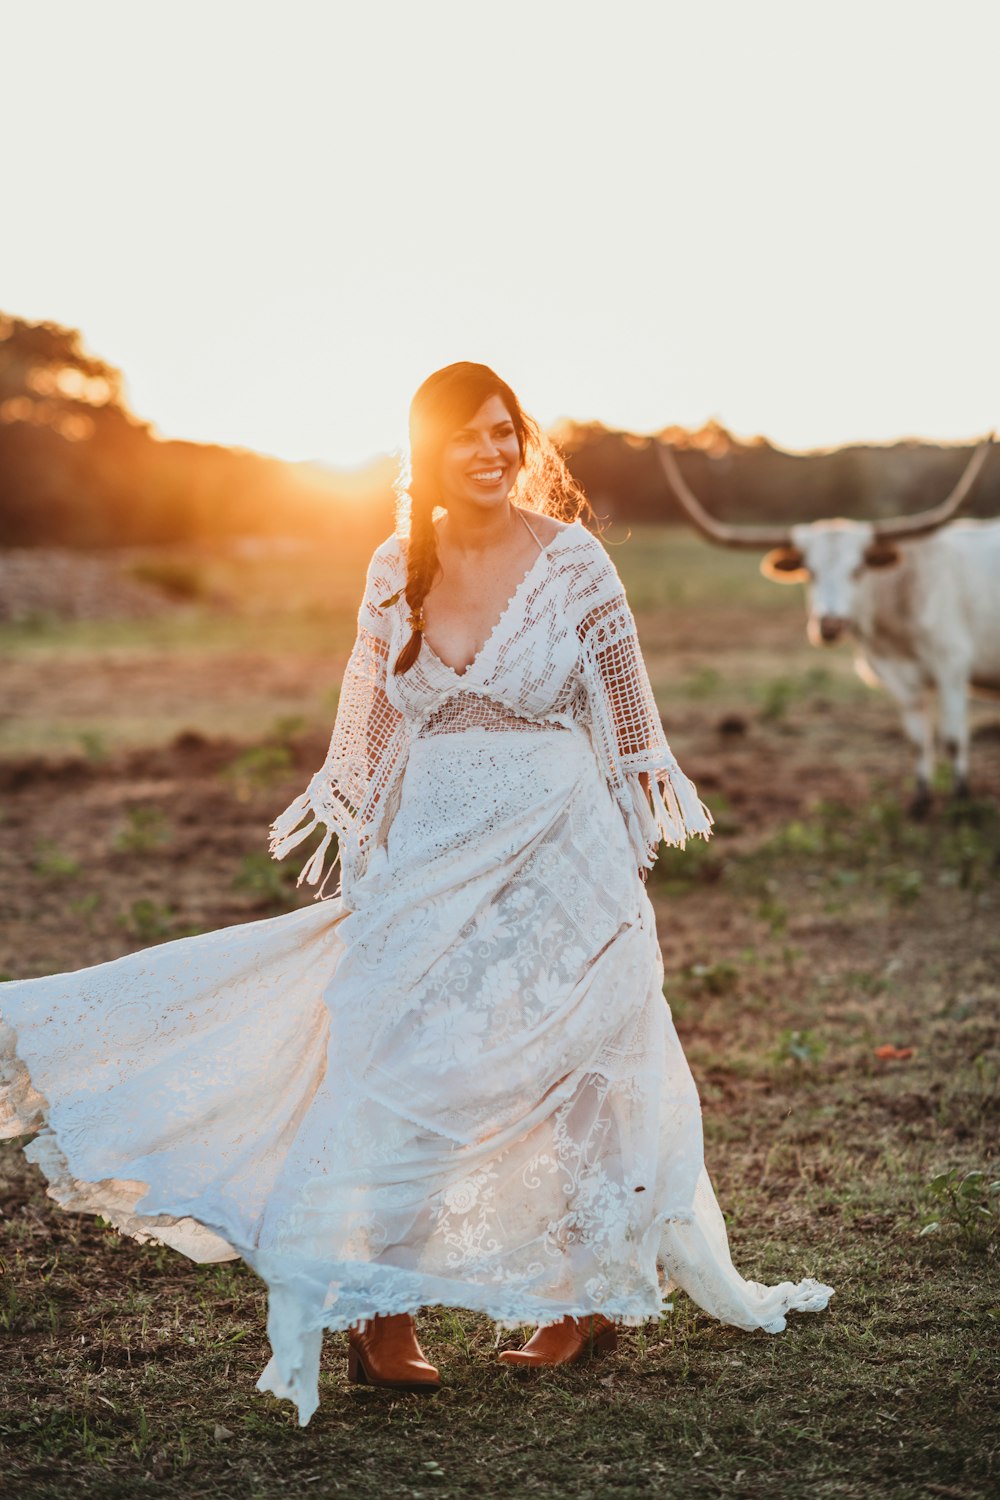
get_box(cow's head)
[761,521,901,645]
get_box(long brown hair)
[391,362,588,674]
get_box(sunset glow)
[5,0,998,466]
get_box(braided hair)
[390,362,588,675]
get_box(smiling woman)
[0,361,831,1426]
[389,363,586,676]
[422,397,551,673]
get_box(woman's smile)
[467,466,506,487]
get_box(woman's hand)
[638,771,651,881]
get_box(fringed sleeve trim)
[267,772,350,895]
[618,762,714,869]
[575,538,713,871]
[267,538,407,901]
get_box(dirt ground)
[1,586,997,980]
[1,534,998,1499]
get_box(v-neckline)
[420,519,579,681]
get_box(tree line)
[1,313,995,549]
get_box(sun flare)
[2,3,997,465]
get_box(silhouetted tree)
[0,312,994,549]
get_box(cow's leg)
[936,672,971,798]
[869,655,935,814]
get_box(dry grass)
[1,528,998,1498]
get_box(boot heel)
[592,1324,617,1356]
[347,1343,369,1384]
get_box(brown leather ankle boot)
[498,1314,617,1370]
[347,1313,441,1391]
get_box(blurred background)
[4,2,999,525]
[2,0,998,742]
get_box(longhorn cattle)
[657,439,997,812]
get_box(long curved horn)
[874,434,994,541]
[654,441,793,550]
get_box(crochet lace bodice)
[270,521,712,896]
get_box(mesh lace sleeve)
[576,540,713,869]
[267,542,406,896]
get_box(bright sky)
[5,0,997,466]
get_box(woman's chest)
[384,576,583,723]
[420,544,544,677]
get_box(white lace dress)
[0,519,832,1427]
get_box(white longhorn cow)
[657,439,997,811]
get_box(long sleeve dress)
[0,519,832,1427]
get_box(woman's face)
[438,394,523,512]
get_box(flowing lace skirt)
[0,725,831,1425]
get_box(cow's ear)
[761,547,808,583]
[863,542,901,570]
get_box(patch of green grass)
[221,718,310,803]
[772,1027,827,1069]
[0,609,358,659]
[919,1168,1000,1249]
[649,835,724,894]
[68,893,104,933]
[77,730,109,763]
[880,867,924,906]
[112,807,172,855]
[32,841,80,880]
[756,675,798,723]
[221,744,293,800]
[613,527,803,613]
[679,666,723,700]
[231,854,299,909]
[756,894,788,935]
[683,960,741,996]
[754,668,835,724]
[116,899,176,943]
[268,714,307,745]
[736,791,1000,905]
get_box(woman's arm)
[268,541,405,896]
[576,540,713,870]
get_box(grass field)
[1,527,998,1499]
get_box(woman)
[0,363,832,1426]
